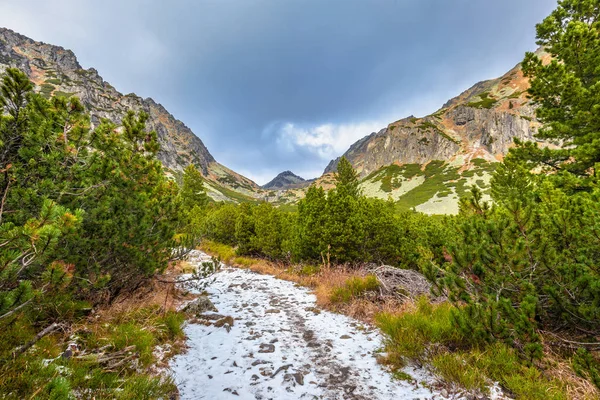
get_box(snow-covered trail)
[170,252,447,400]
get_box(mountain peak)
[262,171,306,190]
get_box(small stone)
[271,364,293,377]
[222,388,239,396]
[292,372,304,385]
[197,313,226,321]
[265,309,280,314]
[258,343,275,353]
[214,316,235,332]
[340,335,352,339]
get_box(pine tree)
[203,203,240,245]
[0,68,33,167]
[324,158,365,263]
[519,0,600,179]
[253,202,285,259]
[295,185,327,260]
[0,200,82,321]
[180,165,208,211]
[235,202,257,254]
[334,157,361,198]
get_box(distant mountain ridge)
[262,171,309,190]
[0,27,258,197]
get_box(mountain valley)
[1,28,548,214]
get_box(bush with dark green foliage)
[178,164,209,245]
[466,92,497,109]
[0,67,188,398]
[202,202,240,245]
[201,157,453,270]
[430,159,600,362]
[295,185,328,260]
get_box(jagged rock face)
[325,121,461,176]
[325,50,548,177]
[446,105,538,155]
[0,27,215,175]
[262,171,307,190]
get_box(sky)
[0,0,558,184]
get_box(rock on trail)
[170,251,448,400]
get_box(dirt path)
[170,252,448,400]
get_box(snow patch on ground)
[415,188,460,215]
[360,175,426,201]
[170,252,452,399]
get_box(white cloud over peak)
[276,120,385,161]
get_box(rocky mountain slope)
[0,27,258,198]
[314,49,551,214]
[325,49,548,178]
[262,171,310,190]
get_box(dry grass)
[332,297,415,323]
[233,261,406,323]
[543,345,600,400]
[102,260,198,317]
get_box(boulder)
[183,296,217,315]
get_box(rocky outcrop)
[325,119,461,176]
[325,50,549,177]
[262,171,308,190]
[446,105,539,155]
[0,27,223,177]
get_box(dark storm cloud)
[0,0,557,183]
